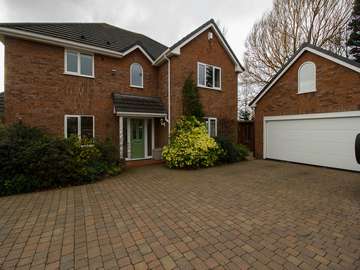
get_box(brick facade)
[254,51,360,158]
[169,30,239,141]
[3,28,239,152]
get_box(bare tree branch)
[242,0,352,88]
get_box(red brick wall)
[254,51,360,158]
[4,37,160,146]
[4,30,239,147]
[168,30,239,142]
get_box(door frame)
[120,117,154,161]
[263,111,360,159]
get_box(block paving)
[0,160,360,269]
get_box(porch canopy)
[112,93,167,117]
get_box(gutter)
[164,55,171,143]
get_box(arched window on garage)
[298,61,316,94]
[130,63,143,88]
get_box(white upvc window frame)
[130,63,144,89]
[197,62,222,90]
[298,61,316,94]
[204,117,218,137]
[64,115,95,139]
[64,49,95,78]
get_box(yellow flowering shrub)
[162,116,223,168]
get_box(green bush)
[0,123,122,196]
[215,136,249,163]
[162,116,223,168]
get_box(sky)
[0,0,273,92]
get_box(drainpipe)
[164,55,171,143]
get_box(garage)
[249,44,360,172]
[264,112,360,172]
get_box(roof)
[0,23,168,60]
[113,93,166,115]
[249,43,360,107]
[0,92,4,114]
[164,19,244,71]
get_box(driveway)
[0,160,360,270]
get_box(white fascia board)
[0,27,124,58]
[154,23,244,72]
[264,111,360,122]
[251,47,360,107]
[305,47,360,73]
[121,45,155,64]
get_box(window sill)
[130,85,144,89]
[297,90,316,95]
[64,72,95,79]
[197,84,222,91]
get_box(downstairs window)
[204,117,217,137]
[65,115,95,139]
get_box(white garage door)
[264,112,360,172]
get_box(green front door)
[131,119,145,159]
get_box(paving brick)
[0,162,359,270]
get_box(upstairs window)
[65,115,95,139]
[205,117,217,137]
[65,49,94,77]
[130,63,143,88]
[298,62,316,93]
[197,62,221,90]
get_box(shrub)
[215,136,249,163]
[182,75,204,119]
[0,123,122,196]
[162,116,223,168]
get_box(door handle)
[356,134,360,164]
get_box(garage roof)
[250,43,360,107]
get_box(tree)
[243,0,352,87]
[238,72,257,120]
[347,0,360,62]
[182,75,204,119]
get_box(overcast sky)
[0,0,273,92]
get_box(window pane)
[138,121,143,139]
[214,68,220,88]
[210,119,216,137]
[299,62,316,92]
[66,117,78,137]
[80,116,94,139]
[80,54,93,76]
[131,63,143,87]
[206,65,213,87]
[198,64,205,86]
[66,51,78,73]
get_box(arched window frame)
[298,61,316,94]
[130,63,144,88]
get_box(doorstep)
[126,159,165,168]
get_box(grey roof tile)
[113,93,166,114]
[0,23,168,60]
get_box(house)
[250,43,360,172]
[0,20,243,161]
